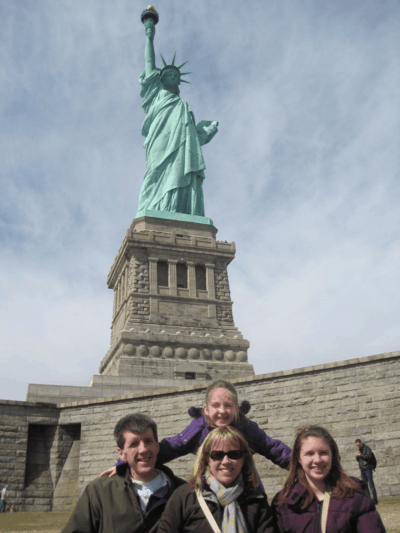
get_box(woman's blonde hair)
[189,426,258,491]
[279,426,360,508]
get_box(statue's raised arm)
[143,18,156,77]
[136,6,218,220]
[141,6,158,76]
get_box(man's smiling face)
[117,428,160,481]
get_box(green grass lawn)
[0,511,71,532]
[0,496,399,532]
[379,496,400,533]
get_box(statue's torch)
[141,5,159,25]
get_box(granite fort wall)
[0,402,60,512]
[59,351,400,501]
[1,350,399,511]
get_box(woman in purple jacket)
[272,426,385,533]
[101,380,291,478]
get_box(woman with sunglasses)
[272,426,385,533]
[158,426,274,533]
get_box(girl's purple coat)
[272,482,386,533]
[156,414,291,467]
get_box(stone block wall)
[24,424,57,512]
[0,402,81,512]
[58,351,400,502]
[1,350,399,512]
[215,265,232,301]
[52,425,81,512]
[0,402,60,512]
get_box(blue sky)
[1,0,399,401]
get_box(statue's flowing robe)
[136,70,206,216]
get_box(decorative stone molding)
[129,253,149,294]
[188,348,200,359]
[187,261,197,298]
[202,349,212,360]
[128,296,150,318]
[205,262,216,300]
[213,349,223,360]
[115,342,248,364]
[175,347,187,359]
[225,350,236,361]
[237,351,248,362]
[163,346,174,358]
[150,345,162,357]
[123,343,136,355]
[168,260,178,296]
[148,257,158,293]
[137,345,149,357]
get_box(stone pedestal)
[99,216,253,387]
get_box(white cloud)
[1,0,399,401]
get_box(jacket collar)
[116,461,179,488]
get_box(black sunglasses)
[209,450,245,461]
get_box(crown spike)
[177,61,189,69]
[159,55,191,82]
[180,79,191,84]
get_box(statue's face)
[161,69,181,91]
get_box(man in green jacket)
[62,413,186,533]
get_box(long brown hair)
[279,426,360,509]
[189,426,258,491]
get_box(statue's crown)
[158,53,191,83]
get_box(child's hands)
[99,466,117,478]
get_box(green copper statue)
[136,6,219,219]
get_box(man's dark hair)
[355,439,362,443]
[114,413,158,449]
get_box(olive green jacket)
[61,463,185,533]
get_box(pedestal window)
[157,261,169,287]
[177,263,188,288]
[195,265,206,291]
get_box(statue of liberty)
[136,7,219,219]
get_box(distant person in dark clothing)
[0,485,7,513]
[356,438,378,504]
